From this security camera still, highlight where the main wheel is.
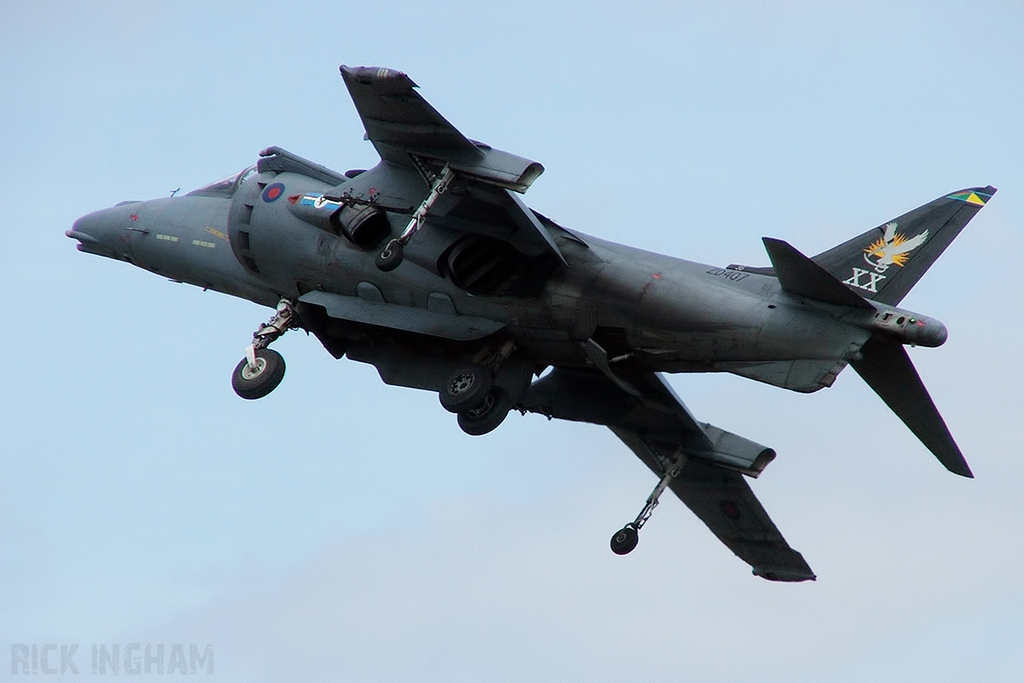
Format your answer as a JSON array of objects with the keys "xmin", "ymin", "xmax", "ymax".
[
  {"xmin": 232, "ymin": 348, "xmax": 286, "ymax": 400},
  {"xmin": 610, "ymin": 524, "xmax": 639, "ymax": 555},
  {"xmin": 439, "ymin": 365, "xmax": 493, "ymax": 413},
  {"xmin": 456, "ymin": 387, "xmax": 511, "ymax": 436},
  {"xmin": 376, "ymin": 241, "xmax": 404, "ymax": 272}
]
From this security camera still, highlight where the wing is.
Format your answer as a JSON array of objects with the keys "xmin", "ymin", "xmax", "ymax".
[
  {"xmin": 519, "ymin": 367, "xmax": 816, "ymax": 582},
  {"xmin": 338, "ymin": 66, "xmax": 565, "ymax": 287},
  {"xmin": 341, "ymin": 66, "xmax": 544, "ymax": 192}
]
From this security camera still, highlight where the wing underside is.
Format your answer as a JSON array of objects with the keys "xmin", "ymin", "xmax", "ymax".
[{"xmin": 519, "ymin": 367, "xmax": 815, "ymax": 581}]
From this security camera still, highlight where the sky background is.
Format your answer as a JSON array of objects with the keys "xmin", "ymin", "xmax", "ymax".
[{"xmin": 2, "ymin": 1, "xmax": 1023, "ymax": 680}]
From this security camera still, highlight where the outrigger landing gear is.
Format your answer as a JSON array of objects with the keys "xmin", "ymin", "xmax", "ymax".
[
  {"xmin": 610, "ymin": 459, "xmax": 685, "ymax": 555},
  {"xmin": 231, "ymin": 298, "xmax": 297, "ymax": 400},
  {"xmin": 376, "ymin": 163, "xmax": 455, "ymax": 272}
]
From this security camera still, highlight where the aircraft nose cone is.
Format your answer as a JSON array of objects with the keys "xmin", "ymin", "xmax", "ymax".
[{"xmin": 67, "ymin": 202, "xmax": 141, "ymax": 259}]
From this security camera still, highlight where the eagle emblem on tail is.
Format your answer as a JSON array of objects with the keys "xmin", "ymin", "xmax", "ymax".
[{"xmin": 863, "ymin": 222, "xmax": 928, "ymax": 273}]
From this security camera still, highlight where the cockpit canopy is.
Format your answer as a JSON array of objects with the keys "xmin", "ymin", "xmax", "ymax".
[{"xmin": 186, "ymin": 166, "xmax": 257, "ymax": 198}]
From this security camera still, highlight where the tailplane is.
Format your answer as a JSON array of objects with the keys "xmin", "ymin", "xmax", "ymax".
[
  {"xmin": 814, "ymin": 186, "xmax": 996, "ymax": 305},
  {"xmin": 851, "ymin": 337, "xmax": 973, "ymax": 477},
  {"xmin": 754, "ymin": 187, "xmax": 997, "ymax": 477}
]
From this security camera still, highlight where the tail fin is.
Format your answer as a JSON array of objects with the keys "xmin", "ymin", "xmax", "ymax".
[
  {"xmin": 814, "ymin": 186, "xmax": 996, "ymax": 305},
  {"xmin": 851, "ymin": 337, "xmax": 973, "ymax": 478}
]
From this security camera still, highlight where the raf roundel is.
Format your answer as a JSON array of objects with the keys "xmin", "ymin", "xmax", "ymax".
[{"xmin": 262, "ymin": 183, "xmax": 285, "ymax": 203}]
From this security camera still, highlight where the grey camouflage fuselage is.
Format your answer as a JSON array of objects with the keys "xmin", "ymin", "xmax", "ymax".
[{"xmin": 67, "ymin": 66, "xmax": 994, "ymax": 581}]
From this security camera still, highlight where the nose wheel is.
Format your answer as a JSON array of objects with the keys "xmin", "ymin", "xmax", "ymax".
[
  {"xmin": 610, "ymin": 460, "xmax": 684, "ymax": 556},
  {"xmin": 231, "ymin": 298, "xmax": 296, "ymax": 400},
  {"xmin": 232, "ymin": 348, "xmax": 286, "ymax": 399}
]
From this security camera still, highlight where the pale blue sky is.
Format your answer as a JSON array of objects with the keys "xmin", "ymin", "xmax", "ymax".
[{"xmin": 3, "ymin": 1, "xmax": 1023, "ymax": 681}]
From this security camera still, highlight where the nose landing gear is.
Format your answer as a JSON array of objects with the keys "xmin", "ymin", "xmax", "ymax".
[
  {"xmin": 232, "ymin": 348, "xmax": 286, "ymax": 399},
  {"xmin": 610, "ymin": 459, "xmax": 685, "ymax": 555},
  {"xmin": 231, "ymin": 298, "xmax": 297, "ymax": 400}
]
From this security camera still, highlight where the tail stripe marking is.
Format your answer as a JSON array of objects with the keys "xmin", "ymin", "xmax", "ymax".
[{"xmin": 947, "ymin": 191, "xmax": 991, "ymax": 206}]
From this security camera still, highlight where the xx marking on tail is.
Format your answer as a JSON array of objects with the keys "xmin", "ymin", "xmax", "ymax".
[{"xmin": 844, "ymin": 268, "xmax": 886, "ymax": 293}]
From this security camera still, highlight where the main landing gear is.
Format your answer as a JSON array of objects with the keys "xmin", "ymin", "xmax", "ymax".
[
  {"xmin": 231, "ymin": 299, "xmax": 296, "ymax": 400},
  {"xmin": 610, "ymin": 460, "xmax": 684, "ymax": 556},
  {"xmin": 438, "ymin": 361, "xmax": 515, "ymax": 437}
]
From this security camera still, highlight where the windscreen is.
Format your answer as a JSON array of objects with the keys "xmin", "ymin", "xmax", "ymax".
[{"xmin": 186, "ymin": 166, "xmax": 256, "ymax": 198}]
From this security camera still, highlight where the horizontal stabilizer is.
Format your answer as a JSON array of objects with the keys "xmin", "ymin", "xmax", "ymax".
[
  {"xmin": 763, "ymin": 238, "xmax": 874, "ymax": 309},
  {"xmin": 851, "ymin": 337, "xmax": 972, "ymax": 477}
]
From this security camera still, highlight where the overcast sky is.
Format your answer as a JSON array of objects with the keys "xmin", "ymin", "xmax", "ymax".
[{"xmin": 3, "ymin": 1, "xmax": 1023, "ymax": 681}]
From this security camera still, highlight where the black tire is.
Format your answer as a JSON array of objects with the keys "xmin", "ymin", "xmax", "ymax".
[
  {"xmin": 610, "ymin": 524, "xmax": 639, "ymax": 555},
  {"xmin": 232, "ymin": 348, "xmax": 286, "ymax": 400},
  {"xmin": 457, "ymin": 387, "xmax": 511, "ymax": 436},
  {"xmin": 376, "ymin": 241, "xmax": 404, "ymax": 272},
  {"xmin": 439, "ymin": 365, "xmax": 493, "ymax": 413}
]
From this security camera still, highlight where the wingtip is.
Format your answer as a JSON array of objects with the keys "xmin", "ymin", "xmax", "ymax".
[{"xmin": 339, "ymin": 65, "xmax": 412, "ymax": 86}]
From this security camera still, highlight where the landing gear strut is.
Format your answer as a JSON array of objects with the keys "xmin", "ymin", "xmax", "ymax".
[
  {"xmin": 376, "ymin": 163, "xmax": 455, "ymax": 272},
  {"xmin": 610, "ymin": 459, "xmax": 685, "ymax": 555},
  {"xmin": 231, "ymin": 298, "xmax": 296, "ymax": 400}
]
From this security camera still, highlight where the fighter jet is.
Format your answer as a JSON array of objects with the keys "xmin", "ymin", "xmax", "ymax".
[{"xmin": 68, "ymin": 65, "xmax": 996, "ymax": 582}]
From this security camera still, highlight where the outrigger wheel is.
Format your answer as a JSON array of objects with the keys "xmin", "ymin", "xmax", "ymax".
[
  {"xmin": 610, "ymin": 524, "xmax": 640, "ymax": 555},
  {"xmin": 376, "ymin": 240, "xmax": 404, "ymax": 272},
  {"xmin": 608, "ymin": 462, "xmax": 682, "ymax": 556},
  {"xmin": 232, "ymin": 348, "xmax": 286, "ymax": 400}
]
